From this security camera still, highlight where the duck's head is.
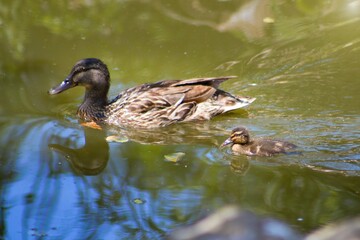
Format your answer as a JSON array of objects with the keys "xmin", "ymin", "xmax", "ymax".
[
  {"xmin": 48, "ymin": 58, "xmax": 110, "ymax": 97},
  {"xmin": 220, "ymin": 127, "xmax": 250, "ymax": 148}
]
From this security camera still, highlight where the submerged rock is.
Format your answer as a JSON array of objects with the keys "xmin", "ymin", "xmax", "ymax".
[
  {"xmin": 168, "ymin": 206, "xmax": 302, "ymax": 240},
  {"xmin": 306, "ymin": 217, "xmax": 360, "ymax": 240},
  {"xmin": 169, "ymin": 206, "xmax": 360, "ymax": 240}
]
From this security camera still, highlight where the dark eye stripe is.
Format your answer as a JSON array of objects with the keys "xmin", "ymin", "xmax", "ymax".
[
  {"xmin": 232, "ymin": 132, "xmax": 244, "ymax": 137},
  {"xmin": 73, "ymin": 67, "xmax": 86, "ymax": 74},
  {"xmin": 74, "ymin": 66, "xmax": 99, "ymax": 75}
]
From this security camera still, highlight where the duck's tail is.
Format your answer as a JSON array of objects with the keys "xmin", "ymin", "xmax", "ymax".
[
  {"xmin": 224, "ymin": 96, "xmax": 256, "ymax": 112},
  {"xmin": 214, "ymin": 90, "xmax": 256, "ymax": 113}
]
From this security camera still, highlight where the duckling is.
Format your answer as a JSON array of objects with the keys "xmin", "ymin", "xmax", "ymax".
[
  {"xmin": 48, "ymin": 58, "xmax": 255, "ymax": 128},
  {"xmin": 221, "ymin": 127, "xmax": 297, "ymax": 156}
]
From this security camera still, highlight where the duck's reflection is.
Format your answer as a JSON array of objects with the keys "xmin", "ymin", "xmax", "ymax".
[
  {"xmin": 48, "ymin": 120, "xmax": 252, "ymax": 176},
  {"xmin": 49, "ymin": 127, "xmax": 109, "ymax": 175},
  {"xmin": 106, "ymin": 121, "xmax": 233, "ymax": 146}
]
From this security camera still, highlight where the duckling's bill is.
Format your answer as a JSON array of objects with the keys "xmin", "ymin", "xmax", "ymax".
[{"xmin": 220, "ymin": 137, "xmax": 232, "ymax": 148}]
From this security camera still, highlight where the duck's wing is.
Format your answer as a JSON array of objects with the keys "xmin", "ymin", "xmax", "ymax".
[
  {"xmin": 124, "ymin": 76, "xmax": 237, "ymax": 112},
  {"xmin": 120, "ymin": 86, "xmax": 211, "ymax": 115},
  {"xmin": 169, "ymin": 76, "xmax": 256, "ymax": 113},
  {"xmin": 149, "ymin": 76, "xmax": 236, "ymax": 88},
  {"xmin": 156, "ymin": 85, "xmax": 216, "ymax": 104},
  {"xmin": 171, "ymin": 76, "xmax": 237, "ymax": 88},
  {"xmin": 156, "ymin": 76, "xmax": 239, "ymax": 103},
  {"xmin": 108, "ymin": 76, "xmax": 254, "ymax": 127}
]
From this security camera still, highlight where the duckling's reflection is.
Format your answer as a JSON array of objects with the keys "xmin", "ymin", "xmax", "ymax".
[
  {"xmin": 225, "ymin": 155, "xmax": 250, "ymax": 176},
  {"xmin": 49, "ymin": 127, "xmax": 109, "ymax": 175}
]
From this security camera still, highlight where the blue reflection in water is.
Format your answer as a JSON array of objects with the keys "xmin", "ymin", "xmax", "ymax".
[
  {"xmin": 0, "ymin": 117, "xmax": 210, "ymax": 239},
  {"xmin": 0, "ymin": 109, "xmax": 360, "ymax": 239}
]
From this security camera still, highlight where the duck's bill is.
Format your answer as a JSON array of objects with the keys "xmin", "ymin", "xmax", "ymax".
[
  {"xmin": 220, "ymin": 137, "xmax": 232, "ymax": 148},
  {"xmin": 48, "ymin": 78, "xmax": 75, "ymax": 95}
]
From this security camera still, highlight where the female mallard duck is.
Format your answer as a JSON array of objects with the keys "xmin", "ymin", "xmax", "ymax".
[
  {"xmin": 48, "ymin": 58, "xmax": 255, "ymax": 128},
  {"xmin": 221, "ymin": 127, "xmax": 297, "ymax": 156}
]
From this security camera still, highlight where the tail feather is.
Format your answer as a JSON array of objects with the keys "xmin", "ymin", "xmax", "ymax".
[
  {"xmin": 222, "ymin": 96, "xmax": 256, "ymax": 113},
  {"xmin": 213, "ymin": 89, "xmax": 256, "ymax": 113}
]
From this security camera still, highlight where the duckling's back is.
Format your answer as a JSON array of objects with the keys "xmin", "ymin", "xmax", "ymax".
[{"xmin": 247, "ymin": 139, "xmax": 297, "ymax": 156}]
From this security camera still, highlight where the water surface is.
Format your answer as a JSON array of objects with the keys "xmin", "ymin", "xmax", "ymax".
[{"xmin": 1, "ymin": 1, "xmax": 360, "ymax": 239}]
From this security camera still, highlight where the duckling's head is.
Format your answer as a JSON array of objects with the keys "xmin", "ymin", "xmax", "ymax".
[
  {"xmin": 48, "ymin": 58, "xmax": 110, "ymax": 97},
  {"xmin": 220, "ymin": 127, "xmax": 250, "ymax": 148}
]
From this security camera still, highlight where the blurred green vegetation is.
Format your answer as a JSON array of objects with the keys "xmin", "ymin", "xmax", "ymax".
[{"xmin": 1, "ymin": 0, "xmax": 358, "ymax": 62}]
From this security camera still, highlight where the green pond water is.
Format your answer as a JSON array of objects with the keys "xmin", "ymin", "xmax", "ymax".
[{"xmin": 1, "ymin": 1, "xmax": 360, "ymax": 239}]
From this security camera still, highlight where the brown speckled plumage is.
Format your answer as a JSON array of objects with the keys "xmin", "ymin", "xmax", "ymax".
[
  {"xmin": 221, "ymin": 127, "xmax": 297, "ymax": 156},
  {"xmin": 49, "ymin": 58, "xmax": 256, "ymax": 128}
]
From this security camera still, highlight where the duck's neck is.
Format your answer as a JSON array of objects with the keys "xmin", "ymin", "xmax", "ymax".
[{"xmin": 77, "ymin": 88, "xmax": 109, "ymax": 122}]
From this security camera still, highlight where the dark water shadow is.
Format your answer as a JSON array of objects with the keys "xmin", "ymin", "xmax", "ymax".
[{"xmin": 49, "ymin": 127, "xmax": 109, "ymax": 176}]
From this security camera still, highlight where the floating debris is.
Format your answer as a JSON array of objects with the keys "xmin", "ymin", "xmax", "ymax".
[
  {"xmin": 164, "ymin": 152, "xmax": 186, "ymax": 163},
  {"xmin": 80, "ymin": 121, "xmax": 102, "ymax": 130},
  {"xmin": 263, "ymin": 17, "xmax": 275, "ymax": 23},
  {"xmin": 133, "ymin": 198, "xmax": 146, "ymax": 204},
  {"xmin": 106, "ymin": 135, "xmax": 129, "ymax": 143}
]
